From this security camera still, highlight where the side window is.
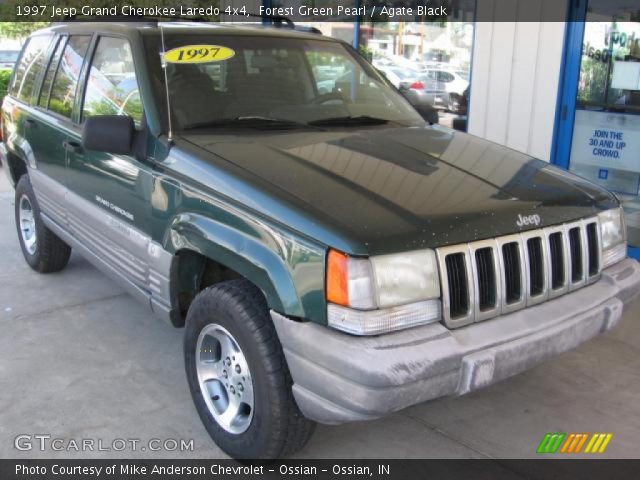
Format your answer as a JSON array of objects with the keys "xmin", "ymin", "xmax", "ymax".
[
  {"xmin": 49, "ymin": 36, "xmax": 91, "ymax": 119},
  {"xmin": 82, "ymin": 37, "xmax": 142, "ymax": 124},
  {"xmin": 439, "ymin": 71, "xmax": 455, "ymax": 83},
  {"xmin": 38, "ymin": 37, "xmax": 66, "ymax": 108},
  {"xmin": 10, "ymin": 35, "xmax": 53, "ymax": 104}
]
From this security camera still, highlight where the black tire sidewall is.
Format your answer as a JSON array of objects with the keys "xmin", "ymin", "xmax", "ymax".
[
  {"xmin": 15, "ymin": 176, "xmax": 43, "ymax": 269},
  {"xmin": 184, "ymin": 285, "xmax": 287, "ymax": 459}
]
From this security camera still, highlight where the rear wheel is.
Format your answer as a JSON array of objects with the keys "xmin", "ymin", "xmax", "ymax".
[
  {"xmin": 184, "ymin": 279, "xmax": 315, "ymax": 459},
  {"xmin": 15, "ymin": 176, "xmax": 71, "ymax": 273}
]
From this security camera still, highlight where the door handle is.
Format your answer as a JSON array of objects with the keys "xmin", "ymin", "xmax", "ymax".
[
  {"xmin": 24, "ymin": 119, "xmax": 37, "ymax": 129},
  {"xmin": 62, "ymin": 140, "xmax": 83, "ymax": 153}
]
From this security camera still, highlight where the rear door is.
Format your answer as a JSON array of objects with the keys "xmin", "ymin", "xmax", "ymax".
[
  {"xmin": 26, "ymin": 34, "xmax": 92, "ymax": 226},
  {"xmin": 4, "ymin": 34, "xmax": 55, "ymax": 179}
]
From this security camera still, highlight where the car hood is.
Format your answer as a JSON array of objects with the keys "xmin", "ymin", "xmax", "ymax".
[{"xmin": 178, "ymin": 125, "xmax": 616, "ymax": 256}]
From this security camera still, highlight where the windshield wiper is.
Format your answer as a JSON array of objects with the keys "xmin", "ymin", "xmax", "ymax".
[
  {"xmin": 182, "ymin": 116, "xmax": 316, "ymax": 131},
  {"xmin": 307, "ymin": 115, "xmax": 402, "ymax": 127}
]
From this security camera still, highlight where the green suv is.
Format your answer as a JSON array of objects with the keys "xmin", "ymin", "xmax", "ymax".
[{"xmin": 2, "ymin": 22, "xmax": 639, "ymax": 459}]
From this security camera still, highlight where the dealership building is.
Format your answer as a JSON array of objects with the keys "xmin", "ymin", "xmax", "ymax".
[{"xmin": 242, "ymin": 0, "xmax": 640, "ymax": 259}]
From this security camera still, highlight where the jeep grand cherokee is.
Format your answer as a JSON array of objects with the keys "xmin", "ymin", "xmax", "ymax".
[{"xmin": 1, "ymin": 21, "xmax": 639, "ymax": 459}]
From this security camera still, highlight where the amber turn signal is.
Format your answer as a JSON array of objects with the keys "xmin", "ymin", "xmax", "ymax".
[{"xmin": 326, "ymin": 249, "xmax": 349, "ymax": 306}]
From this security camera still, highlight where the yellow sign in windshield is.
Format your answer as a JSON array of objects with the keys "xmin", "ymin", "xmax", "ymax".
[{"xmin": 164, "ymin": 45, "xmax": 235, "ymax": 64}]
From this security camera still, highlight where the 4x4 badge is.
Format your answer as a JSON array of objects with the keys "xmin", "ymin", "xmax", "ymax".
[{"xmin": 516, "ymin": 213, "xmax": 541, "ymax": 227}]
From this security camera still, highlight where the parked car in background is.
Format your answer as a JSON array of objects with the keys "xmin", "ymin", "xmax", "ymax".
[
  {"xmin": 0, "ymin": 50, "xmax": 20, "ymax": 70},
  {"xmin": 376, "ymin": 65, "xmax": 424, "ymax": 90},
  {"xmin": 421, "ymin": 68, "xmax": 469, "ymax": 111},
  {"xmin": 376, "ymin": 65, "xmax": 438, "ymax": 124}
]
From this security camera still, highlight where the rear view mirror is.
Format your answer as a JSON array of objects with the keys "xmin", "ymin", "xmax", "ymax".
[{"xmin": 82, "ymin": 115, "xmax": 134, "ymax": 156}]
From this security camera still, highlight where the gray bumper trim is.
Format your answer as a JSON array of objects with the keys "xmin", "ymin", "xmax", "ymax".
[{"xmin": 272, "ymin": 258, "xmax": 640, "ymax": 425}]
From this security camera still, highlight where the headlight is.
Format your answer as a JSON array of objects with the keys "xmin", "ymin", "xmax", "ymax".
[
  {"xmin": 598, "ymin": 207, "xmax": 627, "ymax": 268},
  {"xmin": 326, "ymin": 248, "xmax": 441, "ymax": 335},
  {"xmin": 370, "ymin": 250, "xmax": 440, "ymax": 308}
]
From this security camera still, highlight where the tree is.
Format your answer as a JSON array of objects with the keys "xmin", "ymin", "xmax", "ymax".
[{"xmin": 0, "ymin": 23, "xmax": 49, "ymax": 44}]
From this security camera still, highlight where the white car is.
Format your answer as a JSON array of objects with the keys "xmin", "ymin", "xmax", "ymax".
[
  {"xmin": 423, "ymin": 68, "xmax": 469, "ymax": 96},
  {"xmin": 376, "ymin": 66, "xmax": 424, "ymax": 90},
  {"xmin": 421, "ymin": 69, "xmax": 469, "ymax": 111}
]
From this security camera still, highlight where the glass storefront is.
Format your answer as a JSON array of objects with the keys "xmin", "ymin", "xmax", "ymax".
[{"xmin": 566, "ymin": 2, "xmax": 640, "ymax": 250}]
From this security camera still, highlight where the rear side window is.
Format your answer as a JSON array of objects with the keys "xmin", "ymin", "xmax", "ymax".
[
  {"xmin": 82, "ymin": 37, "xmax": 142, "ymax": 124},
  {"xmin": 39, "ymin": 37, "xmax": 66, "ymax": 108},
  {"xmin": 10, "ymin": 35, "xmax": 53, "ymax": 104},
  {"xmin": 48, "ymin": 35, "xmax": 91, "ymax": 119}
]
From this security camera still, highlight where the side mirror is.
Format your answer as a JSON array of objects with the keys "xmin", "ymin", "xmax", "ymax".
[{"xmin": 82, "ymin": 115, "xmax": 134, "ymax": 156}]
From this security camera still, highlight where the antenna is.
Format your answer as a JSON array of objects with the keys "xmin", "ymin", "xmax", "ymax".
[{"xmin": 159, "ymin": 25, "xmax": 174, "ymax": 143}]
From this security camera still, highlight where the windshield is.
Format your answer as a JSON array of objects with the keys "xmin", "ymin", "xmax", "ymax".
[{"xmin": 147, "ymin": 32, "xmax": 424, "ymax": 131}]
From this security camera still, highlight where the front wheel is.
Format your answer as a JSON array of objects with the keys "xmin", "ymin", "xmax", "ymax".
[{"xmin": 184, "ymin": 279, "xmax": 315, "ymax": 459}]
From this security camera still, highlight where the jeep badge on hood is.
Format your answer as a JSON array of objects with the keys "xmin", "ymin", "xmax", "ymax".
[{"xmin": 516, "ymin": 213, "xmax": 541, "ymax": 227}]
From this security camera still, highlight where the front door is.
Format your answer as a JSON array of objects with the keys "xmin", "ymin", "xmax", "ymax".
[
  {"xmin": 65, "ymin": 35, "xmax": 155, "ymax": 296},
  {"xmin": 557, "ymin": 2, "xmax": 640, "ymax": 259}
]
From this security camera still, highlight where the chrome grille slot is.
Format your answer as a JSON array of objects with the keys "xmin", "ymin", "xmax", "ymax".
[
  {"xmin": 437, "ymin": 216, "xmax": 601, "ymax": 329},
  {"xmin": 527, "ymin": 238, "xmax": 545, "ymax": 296},
  {"xmin": 548, "ymin": 233, "xmax": 565, "ymax": 289},
  {"xmin": 545, "ymin": 224, "xmax": 570, "ymax": 299},
  {"xmin": 496, "ymin": 234, "xmax": 526, "ymax": 315},
  {"xmin": 502, "ymin": 243, "xmax": 522, "ymax": 303},
  {"xmin": 586, "ymin": 221, "xmax": 600, "ymax": 277},
  {"xmin": 521, "ymin": 230, "xmax": 548, "ymax": 306},
  {"xmin": 436, "ymin": 245, "xmax": 475, "ymax": 328},
  {"xmin": 476, "ymin": 248, "xmax": 496, "ymax": 310},
  {"xmin": 445, "ymin": 253, "xmax": 469, "ymax": 319},
  {"xmin": 568, "ymin": 226, "xmax": 584, "ymax": 285},
  {"xmin": 469, "ymin": 240, "xmax": 501, "ymax": 322}
]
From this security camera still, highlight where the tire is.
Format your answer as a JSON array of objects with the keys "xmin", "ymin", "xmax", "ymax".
[
  {"xmin": 14, "ymin": 175, "xmax": 71, "ymax": 273},
  {"xmin": 448, "ymin": 93, "xmax": 459, "ymax": 113},
  {"xmin": 184, "ymin": 279, "xmax": 316, "ymax": 459}
]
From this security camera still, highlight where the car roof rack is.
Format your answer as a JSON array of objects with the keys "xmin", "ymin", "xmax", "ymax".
[
  {"xmin": 61, "ymin": 14, "xmax": 209, "ymax": 23},
  {"xmin": 60, "ymin": 12, "xmax": 322, "ymax": 34},
  {"xmin": 246, "ymin": 14, "xmax": 322, "ymax": 34}
]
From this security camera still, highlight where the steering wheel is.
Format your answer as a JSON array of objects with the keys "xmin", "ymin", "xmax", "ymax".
[{"xmin": 310, "ymin": 92, "xmax": 351, "ymax": 105}]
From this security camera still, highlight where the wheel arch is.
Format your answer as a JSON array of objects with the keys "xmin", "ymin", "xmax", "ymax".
[
  {"xmin": 3, "ymin": 149, "xmax": 28, "ymax": 187},
  {"xmin": 165, "ymin": 213, "xmax": 323, "ymax": 327}
]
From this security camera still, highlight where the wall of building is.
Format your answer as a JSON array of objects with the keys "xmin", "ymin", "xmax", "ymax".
[{"xmin": 468, "ymin": 0, "xmax": 568, "ymax": 162}]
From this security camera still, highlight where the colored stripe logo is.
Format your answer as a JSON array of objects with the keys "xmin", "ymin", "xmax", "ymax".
[{"xmin": 537, "ymin": 433, "xmax": 613, "ymax": 454}]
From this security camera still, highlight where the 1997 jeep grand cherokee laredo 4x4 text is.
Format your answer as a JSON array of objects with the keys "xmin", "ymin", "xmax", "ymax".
[{"xmin": 2, "ymin": 22, "xmax": 639, "ymax": 459}]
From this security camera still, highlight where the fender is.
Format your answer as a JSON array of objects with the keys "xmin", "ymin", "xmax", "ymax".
[{"xmin": 164, "ymin": 212, "xmax": 327, "ymax": 324}]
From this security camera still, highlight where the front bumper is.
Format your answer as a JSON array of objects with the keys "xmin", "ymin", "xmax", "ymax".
[{"xmin": 272, "ymin": 258, "xmax": 640, "ymax": 425}]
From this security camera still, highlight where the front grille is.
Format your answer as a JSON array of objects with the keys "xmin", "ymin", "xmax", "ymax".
[{"xmin": 437, "ymin": 218, "xmax": 602, "ymax": 328}]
